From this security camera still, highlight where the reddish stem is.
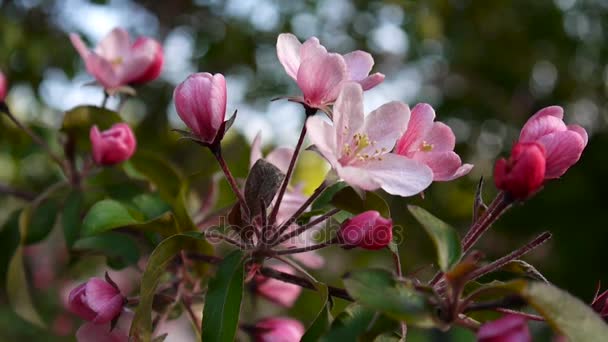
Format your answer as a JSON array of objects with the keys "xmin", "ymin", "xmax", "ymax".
[
  {"xmin": 211, "ymin": 146, "xmax": 248, "ymax": 217},
  {"xmin": 272, "ymin": 208, "xmax": 340, "ymax": 246}
]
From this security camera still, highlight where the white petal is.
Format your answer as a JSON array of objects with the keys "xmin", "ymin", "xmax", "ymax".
[
  {"xmin": 333, "ymin": 82, "xmax": 365, "ymax": 156},
  {"xmin": 277, "ymin": 33, "xmax": 302, "ymax": 80},
  {"xmin": 362, "ymin": 153, "xmax": 433, "ymax": 197},
  {"xmin": 362, "ymin": 101, "xmax": 410, "ymax": 154}
]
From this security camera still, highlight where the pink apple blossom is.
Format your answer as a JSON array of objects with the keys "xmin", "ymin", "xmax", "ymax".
[
  {"xmin": 174, "ymin": 72, "xmax": 227, "ymax": 144},
  {"xmin": 254, "ymin": 317, "xmax": 305, "ymax": 342},
  {"xmin": 277, "ymin": 33, "xmax": 384, "ymax": 109},
  {"xmin": 0, "ymin": 70, "xmax": 7, "ymax": 101},
  {"xmin": 477, "ymin": 314, "xmax": 531, "ymax": 342},
  {"xmin": 68, "ymin": 277, "xmax": 124, "ymax": 324},
  {"xmin": 494, "ymin": 142, "xmax": 546, "ymax": 200},
  {"xmin": 90, "ymin": 123, "xmax": 137, "ymax": 166},
  {"xmin": 70, "ymin": 28, "xmax": 163, "ymax": 91},
  {"xmin": 254, "ymin": 264, "xmax": 302, "ymax": 307},
  {"xmin": 395, "ymin": 103, "xmax": 473, "ymax": 181},
  {"xmin": 338, "ymin": 210, "xmax": 393, "ymax": 250},
  {"xmin": 518, "ymin": 106, "xmax": 587, "ymax": 179},
  {"xmin": 307, "ymin": 82, "xmax": 433, "ymax": 197}
]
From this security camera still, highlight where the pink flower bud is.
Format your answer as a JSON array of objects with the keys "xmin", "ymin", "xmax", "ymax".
[
  {"xmin": 254, "ymin": 265, "xmax": 302, "ymax": 308},
  {"xmin": 129, "ymin": 37, "xmax": 164, "ymax": 84},
  {"xmin": 174, "ymin": 72, "xmax": 227, "ymax": 144},
  {"xmin": 494, "ymin": 142, "xmax": 546, "ymax": 200},
  {"xmin": 338, "ymin": 210, "xmax": 393, "ymax": 250},
  {"xmin": 90, "ymin": 123, "xmax": 136, "ymax": 166},
  {"xmin": 70, "ymin": 28, "xmax": 163, "ymax": 90},
  {"xmin": 254, "ymin": 317, "xmax": 305, "ymax": 342},
  {"xmin": 68, "ymin": 277, "xmax": 124, "ymax": 324},
  {"xmin": 0, "ymin": 71, "xmax": 7, "ymax": 101},
  {"xmin": 519, "ymin": 106, "xmax": 587, "ymax": 179},
  {"xmin": 477, "ymin": 315, "xmax": 531, "ymax": 342}
]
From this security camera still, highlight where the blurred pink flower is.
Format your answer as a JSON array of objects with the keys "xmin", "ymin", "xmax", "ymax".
[
  {"xmin": 307, "ymin": 82, "xmax": 433, "ymax": 197},
  {"xmin": 90, "ymin": 123, "xmax": 137, "ymax": 166},
  {"xmin": 277, "ymin": 33, "xmax": 384, "ymax": 109},
  {"xmin": 70, "ymin": 28, "xmax": 163, "ymax": 91},
  {"xmin": 0, "ymin": 70, "xmax": 7, "ymax": 101},
  {"xmin": 518, "ymin": 106, "xmax": 587, "ymax": 179},
  {"xmin": 75, "ymin": 311, "xmax": 133, "ymax": 342},
  {"xmin": 477, "ymin": 314, "xmax": 531, "ymax": 342},
  {"xmin": 68, "ymin": 277, "xmax": 124, "ymax": 324},
  {"xmin": 254, "ymin": 317, "xmax": 305, "ymax": 342},
  {"xmin": 494, "ymin": 142, "xmax": 546, "ymax": 200},
  {"xmin": 174, "ymin": 72, "xmax": 227, "ymax": 144},
  {"xmin": 395, "ymin": 103, "xmax": 473, "ymax": 181},
  {"xmin": 338, "ymin": 210, "xmax": 392, "ymax": 250},
  {"xmin": 254, "ymin": 264, "xmax": 302, "ymax": 307}
]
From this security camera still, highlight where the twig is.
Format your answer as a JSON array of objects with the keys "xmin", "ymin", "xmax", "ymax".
[
  {"xmin": 272, "ymin": 208, "xmax": 340, "ymax": 246},
  {"xmin": 210, "ymin": 146, "xmax": 249, "ymax": 218},
  {"xmin": 0, "ymin": 183, "xmax": 36, "ymax": 201},
  {"xmin": 274, "ymin": 237, "xmax": 338, "ymax": 255}
]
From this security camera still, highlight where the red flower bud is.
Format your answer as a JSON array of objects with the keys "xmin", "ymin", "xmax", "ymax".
[
  {"xmin": 254, "ymin": 317, "xmax": 304, "ymax": 342},
  {"xmin": 68, "ymin": 277, "xmax": 124, "ymax": 324},
  {"xmin": 338, "ymin": 210, "xmax": 393, "ymax": 250},
  {"xmin": 90, "ymin": 123, "xmax": 137, "ymax": 166},
  {"xmin": 477, "ymin": 314, "xmax": 531, "ymax": 342},
  {"xmin": 494, "ymin": 142, "xmax": 546, "ymax": 200}
]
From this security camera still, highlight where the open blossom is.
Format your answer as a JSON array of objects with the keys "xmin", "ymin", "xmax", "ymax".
[
  {"xmin": 70, "ymin": 28, "xmax": 163, "ymax": 90},
  {"xmin": 494, "ymin": 142, "xmax": 546, "ymax": 200},
  {"xmin": 395, "ymin": 103, "xmax": 473, "ymax": 181},
  {"xmin": 68, "ymin": 277, "xmax": 124, "ymax": 324},
  {"xmin": 0, "ymin": 70, "xmax": 7, "ymax": 101},
  {"xmin": 90, "ymin": 123, "xmax": 137, "ymax": 165},
  {"xmin": 277, "ymin": 33, "xmax": 384, "ymax": 109},
  {"xmin": 250, "ymin": 133, "xmax": 325, "ymax": 269},
  {"xmin": 174, "ymin": 72, "xmax": 227, "ymax": 145},
  {"xmin": 518, "ymin": 106, "xmax": 587, "ymax": 179},
  {"xmin": 477, "ymin": 315, "xmax": 531, "ymax": 342},
  {"xmin": 307, "ymin": 82, "xmax": 433, "ymax": 197},
  {"xmin": 254, "ymin": 317, "xmax": 305, "ymax": 342},
  {"xmin": 338, "ymin": 210, "xmax": 393, "ymax": 250},
  {"xmin": 254, "ymin": 264, "xmax": 302, "ymax": 307}
]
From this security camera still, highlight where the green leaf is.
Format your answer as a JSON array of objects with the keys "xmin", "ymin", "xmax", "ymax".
[
  {"xmin": 130, "ymin": 234, "xmax": 212, "ymax": 341},
  {"xmin": 24, "ymin": 198, "xmax": 59, "ymax": 244},
  {"xmin": 0, "ymin": 210, "xmax": 21, "ymax": 285},
  {"xmin": 131, "ymin": 193, "xmax": 171, "ymax": 220},
  {"xmin": 332, "ymin": 187, "xmax": 390, "ymax": 218},
  {"xmin": 311, "ymin": 182, "xmax": 347, "ymax": 211},
  {"xmin": 73, "ymin": 232, "xmax": 140, "ymax": 269},
  {"xmin": 61, "ymin": 105, "xmax": 122, "ymax": 149},
  {"xmin": 82, "ymin": 200, "xmax": 139, "ymax": 235},
  {"xmin": 321, "ymin": 304, "xmax": 376, "ymax": 341},
  {"xmin": 244, "ymin": 159, "xmax": 285, "ymax": 217},
  {"xmin": 520, "ymin": 282, "xmax": 608, "ymax": 340},
  {"xmin": 343, "ymin": 268, "xmax": 436, "ymax": 327},
  {"xmin": 408, "ymin": 205, "xmax": 461, "ymax": 272},
  {"xmin": 301, "ymin": 283, "xmax": 331, "ymax": 342},
  {"xmin": 201, "ymin": 250, "xmax": 245, "ymax": 342},
  {"xmin": 62, "ymin": 190, "xmax": 84, "ymax": 248},
  {"xmin": 500, "ymin": 260, "xmax": 548, "ymax": 282},
  {"xmin": 128, "ymin": 152, "xmax": 183, "ymax": 202}
]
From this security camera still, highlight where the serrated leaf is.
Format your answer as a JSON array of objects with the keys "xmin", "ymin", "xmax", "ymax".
[
  {"xmin": 521, "ymin": 282, "xmax": 608, "ymax": 340},
  {"xmin": 130, "ymin": 234, "xmax": 212, "ymax": 341},
  {"xmin": 201, "ymin": 250, "xmax": 245, "ymax": 342},
  {"xmin": 245, "ymin": 159, "xmax": 285, "ymax": 217},
  {"xmin": 408, "ymin": 205, "xmax": 461, "ymax": 272},
  {"xmin": 332, "ymin": 187, "xmax": 390, "ymax": 218},
  {"xmin": 343, "ymin": 268, "xmax": 436, "ymax": 327}
]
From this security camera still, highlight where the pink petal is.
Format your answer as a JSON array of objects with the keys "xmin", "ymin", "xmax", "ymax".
[
  {"xmin": 413, "ymin": 151, "xmax": 470, "ymax": 181},
  {"xmin": 362, "ymin": 101, "xmax": 410, "ymax": 154},
  {"xmin": 299, "ymin": 37, "xmax": 327, "ymax": 63},
  {"xmin": 343, "ymin": 50, "xmax": 374, "ymax": 81},
  {"xmin": 129, "ymin": 37, "xmax": 164, "ymax": 84},
  {"xmin": 333, "ymin": 82, "xmax": 365, "ymax": 155},
  {"xmin": 337, "ymin": 165, "xmax": 381, "ymax": 191},
  {"xmin": 424, "ymin": 122, "xmax": 456, "ymax": 152},
  {"xmin": 266, "ymin": 147, "xmax": 295, "ymax": 174},
  {"xmin": 250, "ymin": 132, "xmax": 263, "ymax": 169},
  {"xmin": 568, "ymin": 124, "xmax": 588, "ymax": 147},
  {"xmin": 85, "ymin": 278, "xmax": 121, "ymax": 313},
  {"xmin": 70, "ymin": 34, "xmax": 93, "ymax": 71},
  {"xmin": 296, "ymin": 52, "xmax": 347, "ymax": 107},
  {"xmin": 538, "ymin": 130, "xmax": 586, "ymax": 179},
  {"xmin": 95, "ymin": 28, "xmax": 131, "ymax": 61},
  {"xmin": 276, "ymin": 33, "xmax": 302, "ymax": 80},
  {"xmin": 87, "ymin": 53, "xmax": 122, "ymax": 89},
  {"xmin": 395, "ymin": 103, "xmax": 435, "ymax": 155},
  {"xmin": 358, "ymin": 73, "xmax": 385, "ymax": 90},
  {"xmin": 92, "ymin": 295, "xmax": 124, "ymax": 324},
  {"xmin": 359, "ymin": 153, "xmax": 433, "ymax": 197},
  {"xmin": 519, "ymin": 106, "xmax": 566, "ymax": 143},
  {"xmin": 68, "ymin": 283, "xmax": 97, "ymax": 321},
  {"xmin": 121, "ymin": 38, "xmax": 160, "ymax": 84},
  {"xmin": 291, "ymin": 251, "xmax": 325, "ymax": 269},
  {"xmin": 256, "ymin": 265, "xmax": 302, "ymax": 307},
  {"xmin": 76, "ymin": 323, "xmax": 129, "ymax": 342},
  {"xmin": 306, "ymin": 116, "xmax": 339, "ymax": 166}
]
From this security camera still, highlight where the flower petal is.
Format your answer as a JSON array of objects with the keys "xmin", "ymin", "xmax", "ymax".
[
  {"xmin": 361, "ymin": 153, "xmax": 433, "ymax": 197},
  {"xmin": 306, "ymin": 115, "xmax": 339, "ymax": 166},
  {"xmin": 413, "ymin": 151, "xmax": 471, "ymax": 181},
  {"xmin": 567, "ymin": 124, "xmax": 589, "ymax": 147},
  {"xmin": 538, "ymin": 130, "xmax": 586, "ymax": 179},
  {"xmin": 337, "ymin": 165, "xmax": 381, "ymax": 191},
  {"xmin": 299, "ymin": 37, "xmax": 327, "ymax": 63},
  {"xmin": 95, "ymin": 28, "xmax": 131, "ymax": 61},
  {"xmin": 343, "ymin": 50, "xmax": 374, "ymax": 81},
  {"xmin": 296, "ymin": 52, "xmax": 347, "ymax": 107},
  {"xmin": 333, "ymin": 82, "xmax": 365, "ymax": 156},
  {"xmin": 395, "ymin": 103, "xmax": 435, "ymax": 155},
  {"xmin": 277, "ymin": 33, "xmax": 302, "ymax": 80},
  {"xmin": 86, "ymin": 53, "xmax": 122, "ymax": 89},
  {"xmin": 519, "ymin": 106, "xmax": 566, "ymax": 143},
  {"xmin": 358, "ymin": 73, "xmax": 385, "ymax": 90},
  {"xmin": 250, "ymin": 132, "xmax": 263, "ymax": 169},
  {"xmin": 266, "ymin": 147, "xmax": 294, "ymax": 174},
  {"xmin": 85, "ymin": 278, "xmax": 120, "ymax": 312},
  {"xmin": 92, "ymin": 295, "xmax": 124, "ymax": 324},
  {"xmin": 76, "ymin": 323, "xmax": 129, "ymax": 342},
  {"xmin": 362, "ymin": 101, "xmax": 410, "ymax": 154},
  {"xmin": 291, "ymin": 251, "xmax": 325, "ymax": 269},
  {"xmin": 424, "ymin": 121, "xmax": 456, "ymax": 152}
]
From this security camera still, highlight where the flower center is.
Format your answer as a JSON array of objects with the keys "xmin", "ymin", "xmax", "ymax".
[
  {"xmin": 111, "ymin": 57, "xmax": 124, "ymax": 66},
  {"xmin": 341, "ymin": 133, "xmax": 387, "ymax": 164},
  {"xmin": 420, "ymin": 141, "xmax": 434, "ymax": 152}
]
